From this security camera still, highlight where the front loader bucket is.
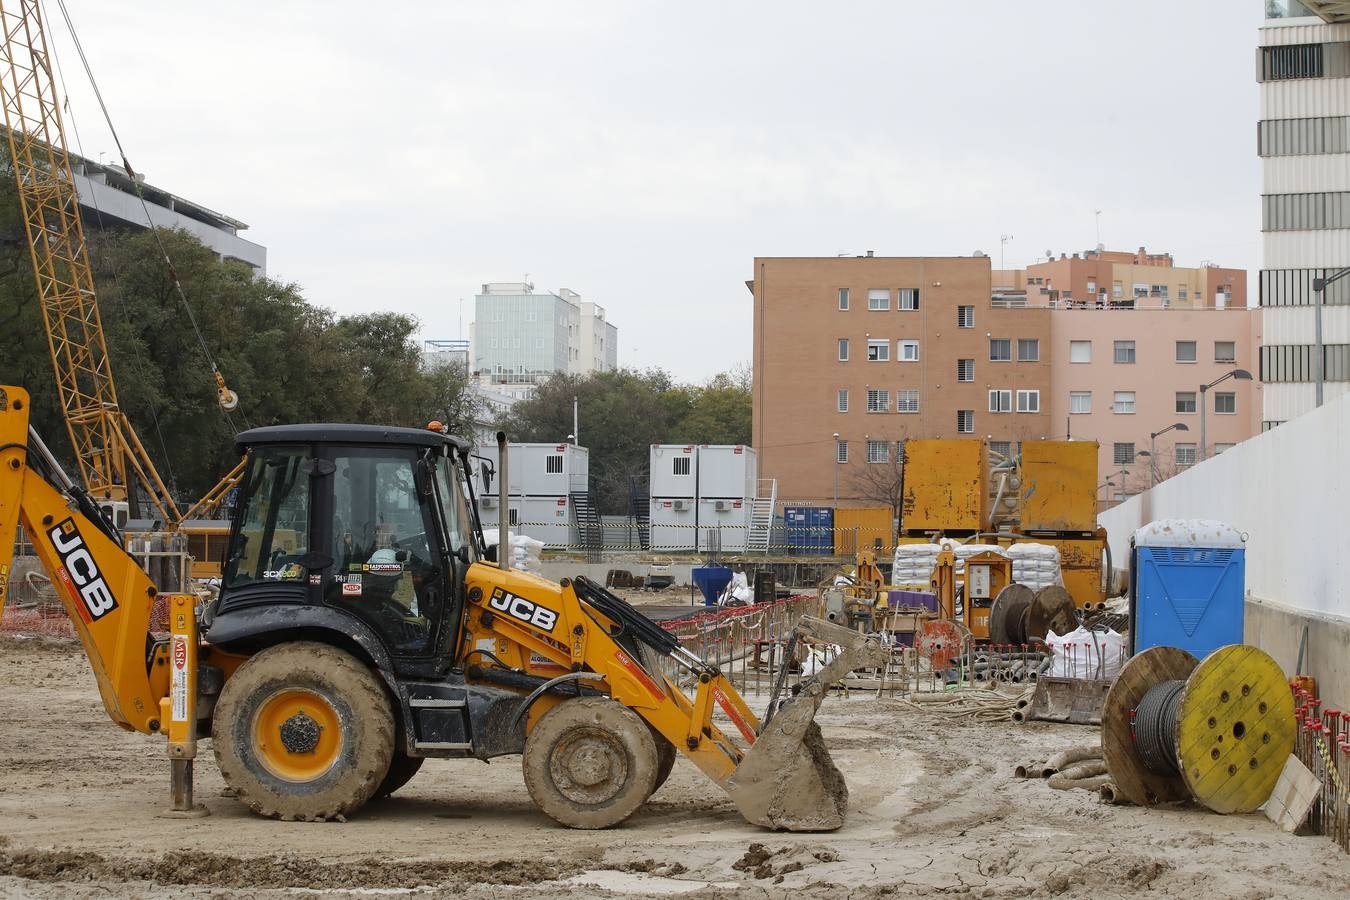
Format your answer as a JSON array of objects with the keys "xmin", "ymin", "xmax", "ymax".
[{"xmin": 723, "ymin": 616, "xmax": 888, "ymax": 831}]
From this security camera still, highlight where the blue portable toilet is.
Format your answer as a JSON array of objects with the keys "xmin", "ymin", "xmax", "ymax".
[{"xmin": 1130, "ymin": 519, "xmax": 1246, "ymax": 659}]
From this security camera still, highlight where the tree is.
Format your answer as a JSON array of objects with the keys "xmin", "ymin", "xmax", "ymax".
[
  {"xmin": 670, "ymin": 368, "xmax": 751, "ymax": 446},
  {"xmin": 845, "ymin": 455, "xmax": 905, "ymax": 524}
]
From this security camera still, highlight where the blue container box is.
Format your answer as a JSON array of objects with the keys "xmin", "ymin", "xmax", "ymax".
[
  {"xmin": 1131, "ymin": 520, "xmax": 1246, "ymax": 659},
  {"xmin": 784, "ymin": 506, "xmax": 834, "ymax": 555}
]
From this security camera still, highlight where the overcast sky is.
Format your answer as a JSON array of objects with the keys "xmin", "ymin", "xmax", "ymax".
[{"xmin": 52, "ymin": 1, "xmax": 1261, "ymax": 383}]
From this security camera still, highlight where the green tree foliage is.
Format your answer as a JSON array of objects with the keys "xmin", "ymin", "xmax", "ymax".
[
  {"xmin": 0, "ymin": 178, "xmax": 478, "ymax": 508},
  {"xmin": 498, "ymin": 366, "xmax": 752, "ymax": 514}
]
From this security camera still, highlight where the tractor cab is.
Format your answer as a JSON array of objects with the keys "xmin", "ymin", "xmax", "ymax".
[{"xmin": 206, "ymin": 425, "xmax": 482, "ymax": 676}]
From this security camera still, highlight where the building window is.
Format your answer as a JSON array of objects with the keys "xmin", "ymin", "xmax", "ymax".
[
  {"xmin": 1113, "ymin": 442, "xmax": 1135, "ymax": 466},
  {"xmin": 837, "ymin": 389, "xmax": 849, "ymax": 413},
  {"xmin": 1260, "ymin": 343, "xmax": 1350, "ymax": 382},
  {"xmin": 1017, "ymin": 339, "xmax": 1040, "ymax": 362},
  {"xmin": 867, "ymin": 440, "xmax": 889, "ymax": 464},
  {"xmin": 867, "ymin": 339, "xmax": 890, "ymax": 361},
  {"xmin": 1113, "ymin": 391, "xmax": 1136, "ymax": 414},
  {"xmin": 1215, "ymin": 341, "xmax": 1236, "ymax": 362},
  {"xmin": 988, "ymin": 389, "xmax": 1012, "ymax": 413},
  {"xmin": 1259, "ymin": 43, "xmax": 1324, "ymax": 81},
  {"xmin": 1070, "ymin": 340, "xmax": 1091, "ymax": 363},
  {"xmin": 896, "ymin": 389, "xmax": 920, "ymax": 413},
  {"xmin": 958, "ymin": 306, "xmax": 974, "ymax": 328},
  {"xmin": 866, "ymin": 388, "xmax": 890, "ymax": 412},
  {"xmin": 838, "ymin": 339, "xmax": 849, "ymax": 361},
  {"xmin": 1070, "ymin": 391, "xmax": 1091, "ymax": 414},
  {"xmin": 898, "ymin": 340, "xmax": 920, "ymax": 361},
  {"xmin": 1176, "ymin": 443, "xmax": 1197, "ymax": 468},
  {"xmin": 673, "ymin": 457, "xmax": 691, "ymax": 476},
  {"xmin": 1263, "ymin": 191, "xmax": 1350, "ymax": 231},
  {"xmin": 868, "ymin": 288, "xmax": 890, "ymax": 310},
  {"xmin": 957, "ymin": 410, "xmax": 974, "ymax": 433},
  {"xmin": 898, "ymin": 288, "xmax": 920, "ymax": 310},
  {"xmin": 1259, "ymin": 116, "xmax": 1350, "ymax": 158},
  {"xmin": 1016, "ymin": 389, "xmax": 1040, "ymax": 413},
  {"xmin": 1214, "ymin": 443, "xmax": 1236, "ymax": 454},
  {"xmin": 989, "ymin": 440, "xmax": 1013, "ymax": 458},
  {"xmin": 1114, "ymin": 340, "xmax": 1136, "ymax": 364},
  {"xmin": 1176, "ymin": 340, "xmax": 1197, "ymax": 363},
  {"xmin": 990, "ymin": 339, "xmax": 1012, "ymax": 361},
  {"xmin": 1176, "ymin": 391, "xmax": 1197, "ymax": 414},
  {"xmin": 1214, "ymin": 391, "xmax": 1236, "ymax": 414},
  {"xmin": 957, "ymin": 359, "xmax": 974, "ymax": 382},
  {"xmin": 838, "ymin": 287, "xmax": 850, "ymax": 310},
  {"xmin": 836, "ymin": 439, "xmax": 848, "ymax": 464},
  {"xmin": 1178, "ymin": 285, "xmax": 1188, "ymax": 301},
  {"xmin": 545, "ymin": 454, "xmax": 564, "ymax": 474},
  {"xmin": 1087, "ymin": 279, "xmax": 1097, "ymax": 296},
  {"xmin": 1112, "ymin": 281, "xmax": 1123, "ymax": 298}
]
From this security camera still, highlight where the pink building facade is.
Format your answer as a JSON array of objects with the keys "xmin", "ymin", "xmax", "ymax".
[{"xmin": 1046, "ymin": 308, "xmax": 1261, "ymax": 503}]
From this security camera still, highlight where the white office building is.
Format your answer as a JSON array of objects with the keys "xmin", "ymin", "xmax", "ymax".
[
  {"xmin": 472, "ymin": 283, "xmax": 619, "ymax": 399},
  {"xmin": 1258, "ymin": 1, "xmax": 1350, "ymax": 427}
]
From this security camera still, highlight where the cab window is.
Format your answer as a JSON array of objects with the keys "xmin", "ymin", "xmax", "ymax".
[
  {"xmin": 223, "ymin": 446, "xmax": 311, "ymax": 587},
  {"xmin": 328, "ymin": 447, "xmax": 440, "ymax": 656}
]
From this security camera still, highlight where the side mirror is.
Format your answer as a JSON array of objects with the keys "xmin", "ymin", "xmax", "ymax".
[
  {"xmin": 415, "ymin": 457, "xmax": 435, "ymax": 497},
  {"xmin": 455, "ymin": 545, "xmax": 470, "ymax": 566},
  {"xmin": 480, "ymin": 461, "xmax": 493, "ymax": 493}
]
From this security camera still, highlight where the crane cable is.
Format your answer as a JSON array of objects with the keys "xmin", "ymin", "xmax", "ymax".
[{"xmin": 51, "ymin": 0, "xmax": 249, "ymax": 435}]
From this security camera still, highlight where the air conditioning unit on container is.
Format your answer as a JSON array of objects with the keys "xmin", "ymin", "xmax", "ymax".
[
  {"xmin": 714, "ymin": 500, "xmax": 729, "ymax": 511},
  {"xmin": 673, "ymin": 499, "xmax": 689, "ymax": 511}
]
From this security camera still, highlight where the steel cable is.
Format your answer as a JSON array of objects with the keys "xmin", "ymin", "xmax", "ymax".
[{"xmin": 1134, "ymin": 679, "xmax": 1186, "ymax": 776}]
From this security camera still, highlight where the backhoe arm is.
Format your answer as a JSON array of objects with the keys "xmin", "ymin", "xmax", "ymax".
[{"xmin": 0, "ymin": 386, "xmax": 163, "ymax": 734}]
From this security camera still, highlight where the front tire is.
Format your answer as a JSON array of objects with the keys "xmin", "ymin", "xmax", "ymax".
[
  {"xmin": 374, "ymin": 753, "xmax": 425, "ymax": 799},
  {"xmin": 523, "ymin": 697, "xmax": 658, "ymax": 829},
  {"xmin": 212, "ymin": 641, "xmax": 395, "ymax": 821}
]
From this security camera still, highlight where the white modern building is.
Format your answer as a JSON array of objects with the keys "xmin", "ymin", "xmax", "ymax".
[
  {"xmin": 420, "ymin": 339, "xmax": 469, "ymax": 373},
  {"xmin": 68, "ymin": 148, "xmax": 267, "ymax": 273},
  {"xmin": 472, "ymin": 283, "xmax": 619, "ymax": 400},
  {"xmin": 1257, "ymin": 1, "xmax": 1350, "ymax": 427}
]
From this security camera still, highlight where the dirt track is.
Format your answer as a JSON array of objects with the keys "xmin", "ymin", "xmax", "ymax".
[{"xmin": 0, "ymin": 633, "xmax": 1344, "ymax": 898}]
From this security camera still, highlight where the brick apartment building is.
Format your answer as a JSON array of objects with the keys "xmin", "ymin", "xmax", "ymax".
[{"xmin": 749, "ymin": 252, "xmax": 1260, "ymax": 509}]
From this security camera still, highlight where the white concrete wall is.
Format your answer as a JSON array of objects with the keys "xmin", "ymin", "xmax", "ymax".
[{"xmin": 1098, "ymin": 392, "xmax": 1350, "ymax": 619}]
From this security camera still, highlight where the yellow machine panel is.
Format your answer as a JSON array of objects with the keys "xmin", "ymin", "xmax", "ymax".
[
  {"xmin": 1020, "ymin": 441, "xmax": 1098, "ymax": 532},
  {"xmin": 833, "ymin": 507, "xmax": 895, "ymax": 556},
  {"xmin": 1042, "ymin": 532, "xmax": 1108, "ymax": 608},
  {"xmin": 900, "ymin": 439, "xmax": 987, "ymax": 533}
]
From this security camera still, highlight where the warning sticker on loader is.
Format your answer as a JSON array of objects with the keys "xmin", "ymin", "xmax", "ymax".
[{"xmin": 170, "ymin": 635, "xmax": 189, "ymax": 722}]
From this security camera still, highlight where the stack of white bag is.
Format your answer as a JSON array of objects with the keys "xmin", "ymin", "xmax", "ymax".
[
  {"xmin": 1045, "ymin": 626, "xmax": 1126, "ymax": 679},
  {"xmin": 481, "ymin": 529, "xmax": 546, "ymax": 577},
  {"xmin": 1006, "ymin": 542, "xmax": 1063, "ymax": 591},
  {"xmin": 950, "ymin": 543, "xmax": 1002, "ymax": 571},
  {"xmin": 893, "ymin": 543, "xmax": 941, "ymax": 584}
]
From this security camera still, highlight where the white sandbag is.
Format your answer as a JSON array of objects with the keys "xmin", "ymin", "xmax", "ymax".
[{"xmin": 1046, "ymin": 627, "xmax": 1126, "ymax": 679}]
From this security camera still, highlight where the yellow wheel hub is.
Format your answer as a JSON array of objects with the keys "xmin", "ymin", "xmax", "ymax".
[{"xmin": 252, "ymin": 689, "xmax": 343, "ymax": 782}]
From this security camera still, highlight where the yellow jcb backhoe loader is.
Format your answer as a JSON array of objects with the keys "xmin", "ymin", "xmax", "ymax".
[{"xmin": 0, "ymin": 385, "xmax": 884, "ymax": 830}]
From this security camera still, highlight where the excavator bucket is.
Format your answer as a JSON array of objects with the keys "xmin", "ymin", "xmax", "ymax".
[{"xmin": 723, "ymin": 616, "xmax": 889, "ymax": 830}]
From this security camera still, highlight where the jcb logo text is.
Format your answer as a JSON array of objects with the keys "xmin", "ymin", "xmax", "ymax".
[
  {"xmin": 488, "ymin": 590, "xmax": 557, "ymax": 633},
  {"xmin": 50, "ymin": 519, "xmax": 118, "ymax": 623}
]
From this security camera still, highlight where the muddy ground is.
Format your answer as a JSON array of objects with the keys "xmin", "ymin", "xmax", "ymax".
[{"xmin": 0, "ymin": 633, "xmax": 1344, "ymax": 899}]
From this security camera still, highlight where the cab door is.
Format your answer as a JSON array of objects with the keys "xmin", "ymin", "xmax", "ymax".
[{"xmin": 323, "ymin": 446, "xmax": 447, "ymax": 662}]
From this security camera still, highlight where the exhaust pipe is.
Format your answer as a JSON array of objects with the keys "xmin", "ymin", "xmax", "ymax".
[{"xmin": 497, "ymin": 431, "xmax": 510, "ymax": 573}]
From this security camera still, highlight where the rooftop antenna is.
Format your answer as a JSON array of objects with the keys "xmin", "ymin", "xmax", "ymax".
[
  {"xmin": 1095, "ymin": 209, "xmax": 1102, "ymax": 246},
  {"xmin": 999, "ymin": 234, "xmax": 1014, "ymax": 270}
]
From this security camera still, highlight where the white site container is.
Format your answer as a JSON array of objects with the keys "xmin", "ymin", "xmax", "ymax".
[
  {"xmin": 649, "ymin": 497, "xmax": 697, "ymax": 552},
  {"xmin": 696, "ymin": 497, "xmax": 751, "ymax": 552},
  {"xmin": 696, "ymin": 445, "xmax": 757, "ymax": 500},
  {"xmin": 477, "ymin": 495, "xmax": 576, "ymax": 549},
  {"xmin": 650, "ymin": 444, "xmax": 698, "ymax": 499},
  {"xmin": 472, "ymin": 442, "xmax": 589, "ymax": 497}
]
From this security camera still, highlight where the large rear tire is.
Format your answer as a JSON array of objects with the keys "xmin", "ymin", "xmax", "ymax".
[
  {"xmin": 212, "ymin": 641, "xmax": 395, "ymax": 821},
  {"xmin": 374, "ymin": 753, "xmax": 425, "ymax": 799},
  {"xmin": 523, "ymin": 697, "xmax": 658, "ymax": 829},
  {"xmin": 649, "ymin": 724, "xmax": 677, "ymax": 795}
]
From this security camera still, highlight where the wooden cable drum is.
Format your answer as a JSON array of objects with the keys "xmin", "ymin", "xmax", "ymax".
[
  {"xmin": 987, "ymin": 584, "xmax": 1033, "ymax": 645},
  {"xmin": 1101, "ymin": 644, "xmax": 1295, "ymax": 813},
  {"xmin": 1027, "ymin": 585, "xmax": 1077, "ymax": 640}
]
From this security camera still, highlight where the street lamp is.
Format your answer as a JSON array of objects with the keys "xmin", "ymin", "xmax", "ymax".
[
  {"xmin": 1148, "ymin": 423, "xmax": 1188, "ymax": 487},
  {"xmin": 831, "ymin": 433, "xmax": 840, "ymax": 507},
  {"xmin": 1313, "ymin": 267, "xmax": 1350, "ymax": 408},
  {"xmin": 1199, "ymin": 369, "xmax": 1252, "ymax": 461}
]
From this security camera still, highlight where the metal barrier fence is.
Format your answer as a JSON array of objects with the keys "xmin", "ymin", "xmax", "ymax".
[
  {"xmin": 1293, "ymin": 686, "xmax": 1350, "ymax": 853},
  {"xmin": 511, "ymin": 519, "xmax": 889, "ymax": 556}
]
